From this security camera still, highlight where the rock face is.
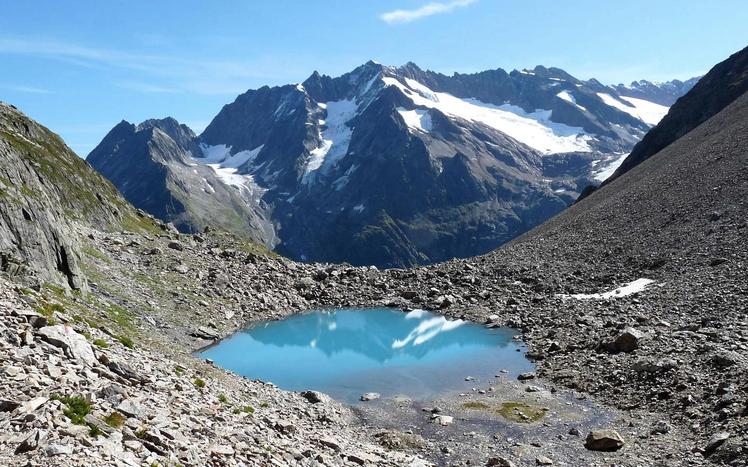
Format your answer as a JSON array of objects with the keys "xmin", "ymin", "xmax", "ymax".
[
  {"xmin": 0, "ymin": 102, "xmax": 130, "ymax": 290},
  {"xmin": 89, "ymin": 62, "xmax": 696, "ymax": 268},
  {"xmin": 605, "ymin": 44, "xmax": 748, "ymax": 184}
]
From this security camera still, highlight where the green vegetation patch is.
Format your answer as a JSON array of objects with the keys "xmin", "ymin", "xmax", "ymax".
[
  {"xmin": 462, "ymin": 400, "xmax": 547, "ymax": 423},
  {"xmin": 103, "ymin": 411, "xmax": 126, "ymax": 428},
  {"xmin": 233, "ymin": 405, "xmax": 254, "ymax": 415},
  {"xmin": 92, "ymin": 338, "xmax": 109, "ymax": 348},
  {"xmin": 54, "ymin": 395, "xmax": 92, "ymax": 425},
  {"xmin": 34, "ymin": 302, "xmax": 64, "ymax": 325},
  {"xmin": 116, "ymin": 334, "xmax": 135, "ymax": 349}
]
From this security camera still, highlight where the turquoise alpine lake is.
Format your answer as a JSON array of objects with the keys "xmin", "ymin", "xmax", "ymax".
[{"xmin": 200, "ymin": 308, "xmax": 533, "ymax": 403}]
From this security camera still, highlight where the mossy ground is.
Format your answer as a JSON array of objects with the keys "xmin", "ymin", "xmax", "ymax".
[{"xmin": 462, "ymin": 400, "xmax": 547, "ymax": 423}]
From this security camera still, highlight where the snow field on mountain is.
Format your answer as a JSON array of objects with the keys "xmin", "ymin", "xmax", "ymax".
[
  {"xmin": 597, "ymin": 93, "xmax": 669, "ymax": 125},
  {"xmin": 304, "ymin": 99, "xmax": 358, "ymax": 182},
  {"xmin": 383, "ymin": 76, "xmax": 594, "ymax": 154},
  {"xmin": 195, "ymin": 143, "xmax": 264, "ymax": 192},
  {"xmin": 397, "ymin": 107, "xmax": 433, "ymax": 132}
]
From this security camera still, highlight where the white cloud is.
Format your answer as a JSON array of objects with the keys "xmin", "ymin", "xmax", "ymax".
[
  {"xmin": 381, "ymin": 0, "xmax": 477, "ymax": 24},
  {"xmin": 0, "ymin": 83, "xmax": 51, "ymax": 94},
  {"xmin": 0, "ymin": 37, "xmax": 288, "ymax": 95},
  {"xmin": 115, "ymin": 81, "xmax": 182, "ymax": 94}
]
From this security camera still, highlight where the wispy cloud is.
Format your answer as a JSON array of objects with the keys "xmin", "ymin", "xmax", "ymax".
[
  {"xmin": 115, "ymin": 81, "xmax": 182, "ymax": 94},
  {"xmin": 0, "ymin": 36, "xmax": 288, "ymax": 95},
  {"xmin": 0, "ymin": 83, "xmax": 51, "ymax": 94},
  {"xmin": 381, "ymin": 0, "xmax": 477, "ymax": 24}
]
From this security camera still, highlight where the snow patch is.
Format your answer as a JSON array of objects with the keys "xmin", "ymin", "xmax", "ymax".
[
  {"xmin": 397, "ymin": 107, "xmax": 433, "ymax": 132},
  {"xmin": 195, "ymin": 144, "xmax": 265, "ymax": 194},
  {"xmin": 593, "ymin": 152, "xmax": 629, "ymax": 181},
  {"xmin": 597, "ymin": 93, "xmax": 668, "ymax": 126},
  {"xmin": 304, "ymin": 99, "xmax": 358, "ymax": 182},
  {"xmin": 384, "ymin": 76, "xmax": 592, "ymax": 154},
  {"xmin": 559, "ymin": 279, "xmax": 656, "ymax": 300},
  {"xmin": 557, "ymin": 90, "xmax": 587, "ymax": 112}
]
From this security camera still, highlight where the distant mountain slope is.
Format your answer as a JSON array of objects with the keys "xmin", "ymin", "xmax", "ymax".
[
  {"xmin": 611, "ymin": 77, "xmax": 700, "ymax": 106},
  {"xmin": 605, "ymin": 45, "xmax": 748, "ymax": 184},
  {"xmin": 90, "ymin": 61, "xmax": 696, "ymax": 267},
  {"xmin": 87, "ymin": 118, "xmax": 275, "ymax": 244},
  {"xmin": 0, "ymin": 102, "xmax": 147, "ymax": 290}
]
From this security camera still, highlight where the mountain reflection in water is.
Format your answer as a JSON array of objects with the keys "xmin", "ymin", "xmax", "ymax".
[{"xmin": 200, "ymin": 308, "xmax": 532, "ymax": 402}]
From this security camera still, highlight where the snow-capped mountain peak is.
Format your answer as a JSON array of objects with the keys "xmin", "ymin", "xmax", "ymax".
[{"xmin": 90, "ymin": 60, "xmax": 699, "ymax": 268}]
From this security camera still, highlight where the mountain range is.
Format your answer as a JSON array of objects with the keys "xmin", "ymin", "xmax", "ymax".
[{"xmin": 87, "ymin": 62, "xmax": 698, "ymax": 267}]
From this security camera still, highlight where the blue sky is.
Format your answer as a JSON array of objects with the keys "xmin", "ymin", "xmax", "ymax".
[{"xmin": 1, "ymin": 0, "xmax": 746, "ymax": 156}]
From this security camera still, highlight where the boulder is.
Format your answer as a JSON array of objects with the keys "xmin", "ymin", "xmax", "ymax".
[
  {"xmin": 486, "ymin": 456, "xmax": 516, "ymax": 467},
  {"xmin": 300, "ymin": 391, "xmax": 326, "ymax": 404},
  {"xmin": 704, "ymin": 431, "xmax": 730, "ymax": 453},
  {"xmin": 15, "ymin": 429, "xmax": 46, "ymax": 454},
  {"xmin": 360, "ymin": 392, "xmax": 381, "ymax": 401},
  {"xmin": 190, "ymin": 326, "xmax": 220, "ymax": 340},
  {"xmin": 37, "ymin": 325, "xmax": 97, "ymax": 366},
  {"xmin": 610, "ymin": 327, "xmax": 643, "ymax": 352},
  {"xmin": 585, "ymin": 430, "xmax": 625, "ymax": 451},
  {"xmin": 117, "ymin": 399, "xmax": 146, "ymax": 419}
]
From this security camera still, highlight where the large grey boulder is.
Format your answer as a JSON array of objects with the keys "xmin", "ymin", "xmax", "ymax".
[
  {"xmin": 37, "ymin": 325, "xmax": 97, "ymax": 366},
  {"xmin": 584, "ymin": 430, "xmax": 625, "ymax": 451}
]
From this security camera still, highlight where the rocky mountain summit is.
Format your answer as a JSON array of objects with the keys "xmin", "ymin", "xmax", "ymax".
[
  {"xmin": 611, "ymin": 76, "xmax": 701, "ymax": 106},
  {"xmin": 89, "ymin": 62, "xmax": 697, "ymax": 268},
  {"xmin": 87, "ymin": 117, "xmax": 275, "ymax": 245}
]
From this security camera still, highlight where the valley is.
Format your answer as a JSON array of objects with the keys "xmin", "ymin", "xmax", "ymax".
[{"xmin": 0, "ymin": 6, "xmax": 746, "ymax": 467}]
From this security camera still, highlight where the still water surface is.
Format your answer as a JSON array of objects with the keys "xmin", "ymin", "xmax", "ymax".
[{"xmin": 200, "ymin": 308, "xmax": 532, "ymax": 403}]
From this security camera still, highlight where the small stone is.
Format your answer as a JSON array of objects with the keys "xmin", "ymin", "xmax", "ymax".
[
  {"xmin": 536, "ymin": 456, "xmax": 553, "ymax": 465},
  {"xmin": 44, "ymin": 443, "xmax": 73, "ymax": 456},
  {"xmin": 518, "ymin": 372, "xmax": 536, "ymax": 381},
  {"xmin": 210, "ymin": 444, "xmax": 235, "ymax": 456},
  {"xmin": 432, "ymin": 415, "xmax": 453, "ymax": 426},
  {"xmin": 319, "ymin": 438, "xmax": 341, "ymax": 452},
  {"xmin": 525, "ymin": 385, "xmax": 542, "ymax": 393},
  {"xmin": 651, "ymin": 420, "xmax": 671, "ymax": 434},
  {"xmin": 585, "ymin": 430, "xmax": 625, "ymax": 451}
]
